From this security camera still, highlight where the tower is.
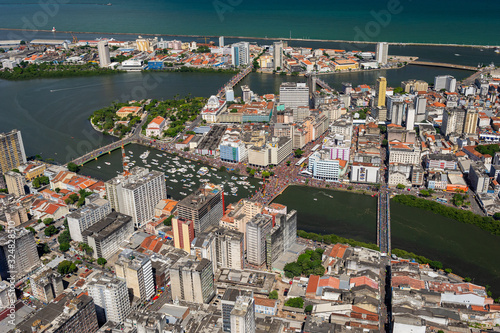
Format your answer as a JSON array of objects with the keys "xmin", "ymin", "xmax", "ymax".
[
  {"xmin": 97, "ymin": 41, "xmax": 111, "ymax": 68},
  {"xmin": 376, "ymin": 42, "xmax": 389, "ymax": 65},
  {"xmin": 273, "ymin": 41, "xmax": 283, "ymax": 71},
  {"xmin": 376, "ymin": 77, "xmax": 387, "ymax": 107}
]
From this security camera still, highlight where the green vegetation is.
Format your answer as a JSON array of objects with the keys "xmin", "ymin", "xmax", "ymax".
[
  {"xmin": 25, "ymin": 227, "xmax": 36, "ymax": 235},
  {"xmin": 44, "ymin": 225, "xmax": 59, "ymax": 237},
  {"xmin": 110, "ymin": 54, "xmax": 133, "ymax": 63},
  {"xmin": 64, "ymin": 193, "xmax": 80, "ymax": 205},
  {"xmin": 419, "ymin": 189, "xmax": 434, "ymax": 197},
  {"xmin": 59, "ymin": 243, "xmax": 70, "ymax": 252},
  {"xmin": 294, "ymin": 149, "xmax": 304, "ymax": 158},
  {"xmin": 58, "ymin": 230, "xmax": 71, "ymax": 252},
  {"xmin": 38, "ymin": 243, "xmax": 51, "ymax": 255},
  {"xmin": 163, "ymin": 215, "xmax": 173, "ymax": 226},
  {"xmin": 396, "ymin": 184, "xmax": 406, "ymax": 190},
  {"xmin": 393, "ymin": 195, "xmax": 500, "ymax": 236},
  {"xmin": 355, "ymin": 107, "xmax": 369, "ymax": 120},
  {"xmin": 67, "ymin": 162, "xmax": 80, "ymax": 172},
  {"xmin": 0, "ymin": 63, "xmax": 121, "ymax": 80},
  {"xmin": 393, "ymin": 87, "xmax": 404, "ymax": 94},
  {"xmin": 284, "ymin": 248, "xmax": 325, "ymax": 278},
  {"xmin": 286, "ymin": 161, "xmax": 291, "ymax": 166},
  {"xmin": 269, "ymin": 290, "xmax": 278, "ymax": 299},
  {"xmin": 90, "ymin": 101, "xmax": 140, "ymax": 137},
  {"xmin": 475, "ymin": 144, "xmax": 500, "ymax": 157},
  {"xmin": 452, "ymin": 193, "xmax": 469, "ymax": 207},
  {"xmin": 79, "ymin": 242, "xmax": 94, "ymax": 256},
  {"xmin": 32, "ymin": 176, "xmax": 50, "ymax": 189},
  {"xmin": 57, "ymin": 260, "xmax": 77, "ymax": 275},
  {"xmin": 297, "ymin": 230, "xmax": 379, "ymax": 251},
  {"xmin": 97, "ymin": 257, "xmax": 107, "ymax": 267},
  {"xmin": 284, "ymin": 297, "xmax": 304, "ymax": 308},
  {"xmin": 305, "ymin": 304, "xmax": 313, "ymax": 313},
  {"xmin": 43, "ymin": 218, "xmax": 54, "ymax": 226}
]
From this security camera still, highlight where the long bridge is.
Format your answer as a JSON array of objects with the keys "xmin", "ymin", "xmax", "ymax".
[
  {"xmin": 217, "ymin": 65, "xmax": 253, "ymax": 99},
  {"xmin": 377, "ymin": 187, "xmax": 391, "ymax": 254},
  {"xmin": 409, "ymin": 61, "xmax": 477, "ymax": 71},
  {"xmin": 315, "ymin": 78, "xmax": 333, "ymax": 91}
]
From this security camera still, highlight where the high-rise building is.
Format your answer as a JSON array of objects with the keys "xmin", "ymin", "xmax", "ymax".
[
  {"xmin": 0, "ymin": 129, "xmax": 27, "ymax": 174},
  {"xmin": 82, "ymin": 211, "xmax": 134, "ymax": 259},
  {"xmin": 191, "ymin": 226, "xmax": 244, "ymax": 271},
  {"xmin": 176, "ymin": 183, "xmax": 223, "ymax": 234},
  {"xmin": 376, "ymin": 77, "xmax": 387, "ymax": 107},
  {"xmin": 221, "ymin": 288, "xmax": 254, "ymax": 332},
  {"xmin": 241, "ymin": 85, "xmax": 252, "ymax": 102},
  {"xmin": 273, "ymin": 41, "xmax": 284, "ymax": 71},
  {"xmin": 67, "ymin": 193, "xmax": 111, "ymax": 242},
  {"xmin": 4, "ymin": 170, "xmax": 26, "ymax": 197},
  {"xmin": 279, "ymin": 82, "xmax": 309, "ymax": 109},
  {"xmin": 246, "ymin": 214, "xmax": 272, "ymax": 267},
  {"xmin": 0, "ymin": 228, "xmax": 40, "ymax": 280},
  {"xmin": 172, "ymin": 217, "xmax": 195, "ymax": 252},
  {"xmin": 442, "ymin": 108, "xmax": 466, "ymax": 136},
  {"xmin": 88, "ymin": 274, "xmax": 131, "ymax": 325},
  {"xmin": 16, "ymin": 293, "xmax": 99, "ymax": 333},
  {"xmin": 30, "ymin": 267, "xmax": 64, "ymax": 303},
  {"xmin": 391, "ymin": 101, "xmax": 405, "ymax": 126},
  {"xmin": 105, "ymin": 167, "xmax": 166, "ymax": 228},
  {"xmin": 169, "ymin": 256, "xmax": 215, "ymax": 304},
  {"xmin": 219, "ymin": 36, "xmax": 224, "ymax": 48},
  {"xmin": 230, "ymin": 296, "xmax": 256, "ymax": 333},
  {"xmin": 97, "ymin": 41, "xmax": 111, "ymax": 68},
  {"xmin": 115, "ymin": 249, "xmax": 155, "ymax": 301},
  {"xmin": 376, "ymin": 42, "xmax": 389, "ymax": 65},
  {"xmin": 464, "ymin": 108, "xmax": 479, "ymax": 135},
  {"xmin": 405, "ymin": 106, "xmax": 416, "ymax": 130},
  {"xmin": 415, "ymin": 95, "xmax": 427, "ymax": 122},
  {"xmin": 231, "ymin": 42, "xmax": 250, "ymax": 67},
  {"xmin": 434, "ymin": 75, "xmax": 456, "ymax": 92}
]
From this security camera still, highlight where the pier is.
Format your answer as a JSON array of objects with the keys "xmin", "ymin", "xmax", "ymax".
[{"xmin": 409, "ymin": 61, "xmax": 477, "ymax": 71}]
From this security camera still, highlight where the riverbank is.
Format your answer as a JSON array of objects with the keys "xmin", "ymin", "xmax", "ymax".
[
  {"xmin": 0, "ymin": 63, "xmax": 123, "ymax": 80},
  {"xmin": 2, "ymin": 28, "xmax": 499, "ymax": 49}
]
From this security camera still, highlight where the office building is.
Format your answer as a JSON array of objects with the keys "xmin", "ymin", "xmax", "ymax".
[
  {"xmin": 30, "ymin": 267, "xmax": 64, "ymax": 303},
  {"xmin": 0, "ymin": 227, "xmax": 40, "ymax": 280},
  {"xmin": 136, "ymin": 38, "xmax": 153, "ymax": 52},
  {"xmin": 401, "ymin": 80, "xmax": 428, "ymax": 93},
  {"xmin": 230, "ymin": 296, "xmax": 256, "ymax": 333},
  {"xmin": 273, "ymin": 41, "xmax": 284, "ymax": 70},
  {"xmin": 172, "ymin": 217, "xmax": 195, "ymax": 252},
  {"xmin": 469, "ymin": 162, "xmax": 490, "ymax": 194},
  {"xmin": 415, "ymin": 95, "xmax": 427, "ymax": 121},
  {"xmin": 221, "ymin": 288, "xmax": 254, "ymax": 332},
  {"xmin": 4, "ymin": 170, "xmax": 26, "ymax": 197},
  {"xmin": 16, "ymin": 293, "xmax": 99, "ymax": 333},
  {"xmin": 105, "ymin": 167, "xmax": 166, "ymax": 228},
  {"xmin": 376, "ymin": 42, "xmax": 389, "ymax": 65},
  {"xmin": 67, "ymin": 194, "xmax": 111, "ymax": 242},
  {"xmin": 464, "ymin": 109, "xmax": 478, "ymax": 135},
  {"xmin": 308, "ymin": 150, "xmax": 341, "ymax": 182},
  {"xmin": 82, "ymin": 211, "xmax": 134, "ymax": 259},
  {"xmin": 279, "ymin": 82, "xmax": 309, "ymax": 109},
  {"xmin": 219, "ymin": 36, "xmax": 224, "ymax": 47},
  {"xmin": 434, "ymin": 75, "xmax": 456, "ymax": 92},
  {"xmin": 389, "ymin": 142, "xmax": 421, "ymax": 166},
  {"xmin": 191, "ymin": 226, "xmax": 245, "ymax": 271},
  {"xmin": 115, "ymin": 249, "xmax": 155, "ymax": 301},
  {"xmin": 266, "ymin": 209, "xmax": 297, "ymax": 267},
  {"xmin": 88, "ymin": 274, "xmax": 131, "ymax": 325},
  {"xmin": 246, "ymin": 214, "xmax": 273, "ymax": 267},
  {"xmin": 176, "ymin": 183, "xmax": 223, "ymax": 234},
  {"xmin": 406, "ymin": 106, "xmax": 415, "ymax": 130},
  {"xmin": 97, "ymin": 41, "xmax": 111, "ymax": 68},
  {"xmin": 376, "ymin": 77, "xmax": 387, "ymax": 107},
  {"xmin": 231, "ymin": 42, "xmax": 250, "ymax": 67},
  {"xmin": 225, "ymin": 87, "xmax": 235, "ymax": 102},
  {"xmin": 247, "ymin": 137, "xmax": 292, "ymax": 167},
  {"xmin": 0, "ymin": 129, "xmax": 27, "ymax": 174},
  {"xmin": 442, "ymin": 108, "xmax": 466, "ymax": 136},
  {"xmin": 169, "ymin": 256, "xmax": 215, "ymax": 304},
  {"xmin": 220, "ymin": 137, "xmax": 248, "ymax": 163}
]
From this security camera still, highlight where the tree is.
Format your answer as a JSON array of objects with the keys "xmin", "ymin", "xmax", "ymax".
[
  {"xmin": 163, "ymin": 215, "xmax": 173, "ymax": 226},
  {"xmin": 67, "ymin": 162, "xmax": 80, "ymax": 172},
  {"xmin": 38, "ymin": 242, "xmax": 51, "ymax": 255},
  {"xmin": 284, "ymin": 297, "xmax": 304, "ymax": 308},
  {"xmin": 79, "ymin": 242, "xmax": 94, "ymax": 256},
  {"xmin": 419, "ymin": 189, "xmax": 431, "ymax": 197},
  {"xmin": 43, "ymin": 218, "xmax": 54, "ymax": 226},
  {"xmin": 464, "ymin": 277, "xmax": 472, "ymax": 282},
  {"xmin": 97, "ymin": 257, "xmax": 107, "ymax": 267},
  {"xmin": 294, "ymin": 149, "xmax": 304, "ymax": 158},
  {"xmin": 269, "ymin": 290, "xmax": 278, "ymax": 299},
  {"xmin": 262, "ymin": 171, "xmax": 271, "ymax": 178},
  {"xmin": 25, "ymin": 227, "xmax": 36, "ymax": 235},
  {"xmin": 44, "ymin": 225, "xmax": 59, "ymax": 236},
  {"xmin": 55, "ymin": 187, "xmax": 61, "ymax": 193},
  {"xmin": 396, "ymin": 184, "xmax": 406, "ymax": 190},
  {"xmin": 286, "ymin": 161, "xmax": 291, "ymax": 166},
  {"xmin": 58, "ymin": 230, "xmax": 71, "ymax": 244},
  {"xmin": 305, "ymin": 304, "xmax": 313, "ymax": 313},
  {"xmin": 444, "ymin": 268, "xmax": 452, "ymax": 274},
  {"xmin": 59, "ymin": 243, "xmax": 70, "ymax": 252},
  {"xmin": 57, "ymin": 260, "xmax": 77, "ymax": 275},
  {"xmin": 219, "ymin": 166, "xmax": 227, "ymax": 172}
]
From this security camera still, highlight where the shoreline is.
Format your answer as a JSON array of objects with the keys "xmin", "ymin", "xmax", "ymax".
[{"xmin": 1, "ymin": 28, "xmax": 499, "ymax": 49}]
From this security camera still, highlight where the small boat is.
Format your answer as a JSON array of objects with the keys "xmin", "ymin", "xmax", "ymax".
[
  {"xmin": 52, "ymin": 27, "xmax": 56, "ymax": 32},
  {"xmin": 180, "ymin": 192, "xmax": 187, "ymax": 196},
  {"xmin": 97, "ymin": 166, "xmax": 101, "ymax": 169},
  {"xmin": 170, "ymin": 179, "xmax": 178, "ymax": 183},
  {"xmin": 105, "ymin": 162, "xmax": 111, "ymax": 165},
  {"xmin": 145, "ymin": 164, "xmax": 152, "ymax": 167},
  {"xmin": 313, "ymin": 198, "xmax": 318, "ymax": 201},
  {"xmin": 454, "ymin": 53, "xmax": 460, "ymax": 56}
]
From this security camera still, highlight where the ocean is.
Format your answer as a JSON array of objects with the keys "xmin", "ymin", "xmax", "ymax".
[{"xmin": 0, "ymin": 0, "xmax": 499, "ymax": 46}]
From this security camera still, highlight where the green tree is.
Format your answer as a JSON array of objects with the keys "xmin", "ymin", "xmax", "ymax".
[
  {"xmin": 25, "ymin": 227, "xmax": 36, "ymax": 234},
  {"xmin": 57, "ymin": 260, "xmax": 77, "ymax": 275},
  {"xmin": 445, "ymin": 268, "xmax": 452, "ymax": 274},
  {"xmin": 396, "ymin": 184, "xmax": 406, "ymax": 190},
  {"xmin": 284, "ymin": 297, "xmax": 304, "ymax": 308},
  {"xmin": 79, "ymin": 242, "xmax": 94, "ymax": 256},
  {"xmin": 43, "ymin": 218, "xmax": 54, "ymax": 226},
  {"xmin": 97, "ymin": 257, "xmax": 107, "ymax": 267},
  {"xmin": 67, "ymin": 162, "xmax": 80, "ymax": 172},
  {"xmin": 294, "ymin": 149, "xmax": 304, "ymax": 158},
  {"xmin": 59, "ymin": 243, "xmax": 70, "ymax": 252},
  {"xmin": 269, "ymin": 290, "xmax": 278, "ymax": 299},
  {"xmin": 305, "ymin": 304, "xmax": 313, "ymax": 313},
  {"xmin": 163, "ymin": 215, "xmax": 173, "ymax": 226},
  {"xmin": 58, "ymin": 230, "xmax": 71, "ymax": 244},
  {"xmin": 262, "ymin": 171, "xmax": 271, "ymax": 178},
  {"xmin": 419, "ymin": 189, "xmax": 431, "ymax": 197},
  {"xmin": 286, "ymin": 161, "xmax": 291, "ymax": 166},
  {"xmin": 44, "ymin": 225, "xmax": 59, "ymax": 236},
  {"xmin": 219, "ymin": 166, "xmax": 227, "ymax": 172}
]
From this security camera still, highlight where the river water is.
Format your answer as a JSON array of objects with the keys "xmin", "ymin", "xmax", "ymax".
[{"xmin": 274, "ymin": 185, "xmax": 500, "ymax": 296}]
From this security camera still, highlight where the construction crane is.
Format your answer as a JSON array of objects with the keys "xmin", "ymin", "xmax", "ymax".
[{"xmin": 71, "ymin": 33, "xmax": 78, "ymax": 44}]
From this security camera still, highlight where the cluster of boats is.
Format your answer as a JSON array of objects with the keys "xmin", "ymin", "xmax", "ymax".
[{"xmin": 97, "ymin": 149, "xmax": 262, "ymax": 199}]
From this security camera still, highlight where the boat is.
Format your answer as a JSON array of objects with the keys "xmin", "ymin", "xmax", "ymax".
[
  {"xmin": 145, "ymin": 164, "xmax": 152, "ymax": 168},
  {"xmin": 180, "ymin": 192, "xmax": 187, "ymax": 196},
  {"xmin": 198, "ymin": 167, "xmax": 209, "ymax": 175},
  {"xmin": 231, "ymin": 176, "xmax": 238, "ymax": 180},
  {"xmin": 156, "ymin": 154, "xmax": 162, "ymax": 157},
  {"xmin": 495, "ymin": 48, "xmax": 500, "ymax": 54},
  {"xmin": 97, "ymin": 166, "xmax": 101, "ymax": 169},
  {"xmin": 454, "ymin": 53, "xmax": 460, "ymax": 56},
  {"xmin": 52, "ymin": 27, "xmax": 56, "ymax": 32},
  {"xmin": 105, "ymin": 162, "xmax": 111, "ymax": 165},
  {"xmin": 314, "ymin": 198, "xmax": 318, "ymax": 201},
  {"xmin": 129, "ymin": 151, "xmax": 133, "ymax": 154},
  {"xmin": 170, "ymin": 179, "xmax": 178, "ymax": 183},
  {"xmin": 140, "ymin": 151, "xmax": 150, "ymax": 159}
]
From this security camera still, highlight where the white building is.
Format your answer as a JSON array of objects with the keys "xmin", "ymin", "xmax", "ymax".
[
  {"xmin": 88, "ymin": 274, "xmax": 131, "ymax": 324},
  {"xmin": 169, "ymin": 256, "xmax": 215, "ymax": 304},
  {"xmin": 308, "ymin": 150, "xmax": 341, "ymax": 182},
  {"xmin": 146, "ymin": 116, "xmax": 167, "ymax": 137},
  {"xmin": 67, "ymin": 194, "xmax": 111, "ymax": 242},
  {"xmin": 434, "ymin": 75, "xmax": 456, "ymax": 93},
  {"xmin": 201, "ymin": 95, "xmax": 227, "ymax": 123},
  {"xmin": 376, "ymin": 42, "xmax": 388, "ymax": 65},
  {"xmin": 247, "ymin": 137, "xmax": 292, "ymax": 167},
  {"xmin": 279, "ymin": 82, "xmax": 309, "ymax": 109},
  {"xmin": 350, "ymin": 163, "xmax": 380, "ymax": 184},
  {"xmin": 389, "ymin": 143, "xmax": 421, "ymax": 165},
  {"xmin": 273, "ymin": 41, "xmax": 284, "ymax": 70},
  {"xmin": 97, "ymin": 41, "xmax": 110, "ymax": 68},
  {"xmin": 246, "ymin": 214, "xmax": 272, "ymax": 267},
  {"xmin": 115, "ymin": 249, "xmax": 155, "ymax": 301},
  {"xmin": 105, "ymin": 167, "xmax": 166, "ymax": 228},
  {"xmin": 219, "ymin": 137, "xmax": 248, "ymax": 163},
  {"xmin": 231, "ymin": 42, "xmax": 250, "ymax": 67},
  {"xmin": 0, "ymin": 228, "xmax": 40, "ymax": 280},
  {"xmin": 230, "ymin": 296, "xmax": 255, "ymax": 333}
]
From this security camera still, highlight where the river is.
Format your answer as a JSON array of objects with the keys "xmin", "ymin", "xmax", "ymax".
[{"xmin": 273, "ymin": 185, "xmax": 500, "ymax": 297}]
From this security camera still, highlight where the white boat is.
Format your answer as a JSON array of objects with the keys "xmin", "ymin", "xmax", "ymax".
[
  {"xmin": 314, "ymin": 198, "xmax": 318, "ymax": 201},
  {"xmin": 198, "ymin": 167, "xmax": 209, "ymax": 175},
  {"xmin": 145, "ymin": 164, "xmax": 152, "ymax": 167},
  {"xmin": 140, "ymin": 151, "xmax": 150, "ymax": 159},
  {"xmin": 129, "ymin": 151, "xmax": 133, "ymax": 154},
  {"xmin": 170, "ymin": 179, "xmax": 178, "ymax": 183},
  {"xmin": 105, "ymin": 162, "xmax": 111, "ymax": 165},
  {"xmin": 97, "ymin": 166, "xmax": 101, "ymax": 169},
  {"xmin": 156, "ymin": 154, "xmax": 162, "ymax": 157},
  {"xmin": 180, "ymin": 192, "xmax": 187, "ymax": 196}
]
